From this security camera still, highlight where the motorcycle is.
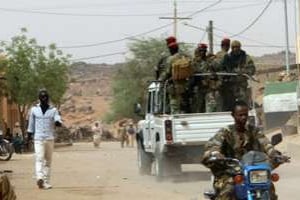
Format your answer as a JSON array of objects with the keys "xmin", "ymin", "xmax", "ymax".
[
  {"xmin": 0, "ymin": 130, "xmax": 14, "ymax": 161},
  {"xmin": 204, "ymin": 134, "xmax": 290, "ymax": 200}
]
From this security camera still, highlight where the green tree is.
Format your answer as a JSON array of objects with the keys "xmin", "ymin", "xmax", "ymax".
[
  {"xmin": 0, "ymin": 28, "xmax": 70, "ymax": 133},
  {"xmin": 106, "ymin": 37, "xmax": 191, "ymax": 121}
]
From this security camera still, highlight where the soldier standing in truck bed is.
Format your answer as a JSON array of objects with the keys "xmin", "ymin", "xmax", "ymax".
[
  {"xmin": 159, "ymin": 42, "xmax": 193, "ymax": 114},
  {"xmin": 220, "ymin": 40, "xmax": 256, "ymax": 111}
]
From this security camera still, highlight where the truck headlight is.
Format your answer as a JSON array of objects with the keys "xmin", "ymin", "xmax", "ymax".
[{"xmin": 249, "ymin": 170, "xmax": 269, "ymax": 184}]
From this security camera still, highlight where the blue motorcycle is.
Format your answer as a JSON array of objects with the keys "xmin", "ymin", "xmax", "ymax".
[{"xmin": 204, "ymin": 134, "xmax": 290, "ymax": 200}]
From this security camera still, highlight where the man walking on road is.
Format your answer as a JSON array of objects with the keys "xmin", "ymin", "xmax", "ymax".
[
  {"xmin": 127, "ymin": 122, "xmax": 136, "ymax": 147},
  {"xmin": 27, "ymin": 89, "xmax": 62, "ymax": 189},
  {"xmin": 92, "ymin": 121, "xmax": 103, "ymax": 148},
  {"xmin": 119, "ymin": 122, "xmax": 129, "ymax": 148}
]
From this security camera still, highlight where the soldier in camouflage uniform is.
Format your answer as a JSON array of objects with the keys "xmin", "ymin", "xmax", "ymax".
[
  {"xmin": 155, "ymin": 36, "xmax": 177, "ymax": 113},
  {"xmin": 221, "ymin": 40, "xmax": 255, "ymax": 111},
  {"xmin": 191, "ymin": 43, "xmax": 222, "ymax": 112},
  {"xmin": 160, "ymin": 42, "xmax": 191, "ymax": 114},
  {"xmin": 155, "ymin": 36, "xmax": 177, "ymax": 80},
  {"xmin": 118, "ymin": 123, "xmax": 129, "ymax": 148},
  {"xmin": 214, "ymin": 38, "xmax": 230, "ymax": 64},
  {"xmin": 202, "ymin": 101, "xmax": 281, "ymax": 200}
]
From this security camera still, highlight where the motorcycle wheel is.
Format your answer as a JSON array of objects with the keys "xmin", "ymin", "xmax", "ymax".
[{"xmin": 0, "ymin": 140, "xmax": 13, "ymax": 161}]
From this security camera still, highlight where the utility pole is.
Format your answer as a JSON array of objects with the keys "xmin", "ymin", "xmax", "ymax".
[
  {"xmin": 207, "ymin": 20, "xmax": 214, "ymax": 54},
  {"xmin": 283, "ymin": 0, "xmax": 290, "ymax": 73},
  {"xmin": 297, "ymin": 0, "xmax": 300, "ymax": 63},
  {"xmin": 159, "ymin": 0, "xmax": 191, "ymax": 38}
]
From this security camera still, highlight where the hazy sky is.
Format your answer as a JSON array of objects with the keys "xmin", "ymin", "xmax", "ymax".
[{"xmin": 0, "ymin": 0, "xmax": 297, "ymax": 64}]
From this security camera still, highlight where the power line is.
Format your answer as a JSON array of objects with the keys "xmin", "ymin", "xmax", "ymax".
[
  {"xmin": 185, "ymin": 22, "xmax": 296, "ymax": 49},
  {"xmin": 183, "ymin": 23, "xmax": 226, "ymax": 39},
  {"xmin": 59, "ymin": 1, "xmax": 222, "ymax": 49},
  {"xmin": 58, "ymin": 24, "xmax": 171, "ymax": 49},
  {"xmin": 157, "ymin": 0, "xmax": 269, "ymax": 3},
  {"xmin": 200, "ymin": 31, "xmax": 207, "ymax": 43},
  {"xmin": 31, "ymin": 0, "xmax": 268, "ymax": 10},
  {"xmin": 28, "ymin": 3, "xmax": 265, "ymax": 16},
  {"xmin": 66, "ymin": 1, "xmax": 224, "ymax": 60},
  {"xmin": 70, "ymin": 51, "xmax": 127, "ymax": 62},
  {"xmin": 204, "ymin": 2, "xmax": 265, "ymax": 13},
  {"xmin": 188, "ymin": 0, "xmax": 223, "ymax": 18},
  {"xmin": 0, "ymin": 7, "xmax": 180, "ymax": 17},
  {"xmin": 0, "ymin": 1, "xmax": 257, "ymax": 18},
  {"xmin": 213, "ymin": 26, "xmax": 276, "ymax": 46},
  {"xmin": 229, "ymin": 0, "xmax": 273, "ymax": 37},
  {"xmin": 0, "ymin": 1, "xmax": 223, "ymax": 50},
  {"xmin": 184, "ymin": 42, "xmax": 295, "ymax": 49}
]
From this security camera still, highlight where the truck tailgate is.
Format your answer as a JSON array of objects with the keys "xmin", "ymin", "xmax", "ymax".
[{"xmin": 172, "ymin": 112, "xmax": 233, "ymax": 144}]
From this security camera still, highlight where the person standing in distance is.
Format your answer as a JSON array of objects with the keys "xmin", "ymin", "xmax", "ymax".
[{"xmin": 27, "ymin": 89, "xmax": 62, "ymax": 189}]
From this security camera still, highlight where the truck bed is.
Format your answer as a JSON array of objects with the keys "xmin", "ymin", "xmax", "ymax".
[{"xmin": 171, "ymin": 112, "xmax": 234, "ymax": 145}]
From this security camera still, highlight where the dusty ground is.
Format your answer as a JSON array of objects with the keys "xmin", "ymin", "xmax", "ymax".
[{"xmin": 2, "ymin": 141, "xmax": 300, "ymax": 200}]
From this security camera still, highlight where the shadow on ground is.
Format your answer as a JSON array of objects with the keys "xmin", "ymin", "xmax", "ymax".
[{"xmin": 164, "ymin": 171, "xmax": 211, "ymax": 183}]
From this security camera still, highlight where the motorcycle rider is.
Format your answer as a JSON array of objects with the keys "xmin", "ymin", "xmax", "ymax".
[{"xmin": 202, "ymin": 100, "xmax": 284, "ymax": 200}]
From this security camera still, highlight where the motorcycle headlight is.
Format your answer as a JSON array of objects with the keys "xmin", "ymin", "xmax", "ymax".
[{"xmin": 249, "ymin": 170, "xmax": 269, "ymax": 184}]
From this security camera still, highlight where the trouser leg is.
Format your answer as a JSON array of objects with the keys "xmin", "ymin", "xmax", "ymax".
[
  {"xmin": 34, "ymin": 140, "xmax": 45, "ymax": 181},
  {"xmin": 270, "ymin": 182, "xmax": 278, "ymax": 200},
  {"xmin": 43, "ymin": 140, "xmax": 54, "ymax": 183},
  {"xmin": 192, "ymin": 91, "xmax": 205, "ymax": 113},
  {"xmin": 214, "ymin": 176, "xmax": 236, "ymax": 200},
  {"xmin": 205, "ymin": 92, "xmax": 216, "ymax": 113},
  {"xmin": 169, "ymin": 94, "xmax": 180, "ymax": 114},
  {"xmin": 215, "ymin": 91, "xmax": 223, "ymax": 112},
  {"xmin": 121, "ymin": 138, "xmax": 124, "ymax": 148},
  {"xmin": 130, "ymin": 135, "xmax": 134, "ymax": 147}
]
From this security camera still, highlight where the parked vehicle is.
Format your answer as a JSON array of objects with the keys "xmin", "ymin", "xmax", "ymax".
[{"xmin": 0, "ymin": 130, "xmax": 14, "ymax": 161}]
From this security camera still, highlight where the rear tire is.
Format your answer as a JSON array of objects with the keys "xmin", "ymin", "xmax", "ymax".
[
  {"xmin": 137, "ymin": 140, "xmax": 152, "ymax": 175},
  {"xmin": 154, "ymin": 142, "xmax": 168, "ymax": 181},
  {"xmin": 154, "ymin": 142, "xmax": 182, "ymax": 181},
  {"xmin": 154, "ymin": 152, "xmax": 166, "ymax": 181}
]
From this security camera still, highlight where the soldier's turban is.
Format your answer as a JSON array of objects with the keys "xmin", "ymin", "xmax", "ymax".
[
  {"xmin": 231, "ymin": 40, "xmax": 241, "ymax": 48},
  {"xmin": 165, "ymin": 36, "xmax": 177, "ymax": 44}
]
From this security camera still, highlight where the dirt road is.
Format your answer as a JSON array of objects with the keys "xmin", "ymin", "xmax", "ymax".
[{"xmin": 2, "ymin": 142, "xmax": 300, "ymax": 200}]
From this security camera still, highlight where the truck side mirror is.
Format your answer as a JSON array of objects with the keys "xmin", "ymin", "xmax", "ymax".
[
  {"xmin": 134, "ymin": 103, "xmax": 142, "ymax": 114},
  {"xmin": 271, "ymin": 133, "xmax": 283, "ymax": 146}
]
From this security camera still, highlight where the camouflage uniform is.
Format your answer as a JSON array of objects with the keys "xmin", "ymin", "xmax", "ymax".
[
  {"xmin": 0, "ymin": 174, "xmax": 17, "ymax": 200},
  {"xmin": 202, "ymin": 124, "xmax": 278, "ymax": 200},
  {"xmin": 214, "ymin": 49, "xmax": 228, "ymax": 65},
  {"xmin": 155, "ymin": 54, "xmax": 169, "ymax": 80},
  {"xmin": 160, "ymin": 53, "xmax": 191, "ymax": 114},
  {"xmin": 221, "ymin": 50, "xmax": 255, "ymax": 110},
  {"xmin": 192, "ymin": 57, "xmax": 222, "ymax": 112},
  {"xmin": 118, "ymin": 126, "xmax": 129, "ymax": 148},
  {"xmin": 156, "ymin": 54, "xmax": 172, "ymax": 113}
]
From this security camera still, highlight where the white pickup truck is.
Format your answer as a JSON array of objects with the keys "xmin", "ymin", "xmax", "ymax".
[{"xmin": 135, "ymin": 74, "xmax": 257, "ymax": 180}]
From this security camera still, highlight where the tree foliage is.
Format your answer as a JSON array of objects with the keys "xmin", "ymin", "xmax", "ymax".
[
  {"xmin": 0, "ymin": 28, "xmax": 70, "ymax": 132},
  {"xmin": 106, "ymin": 37, "xmax": 191, "ymax": 121}
]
